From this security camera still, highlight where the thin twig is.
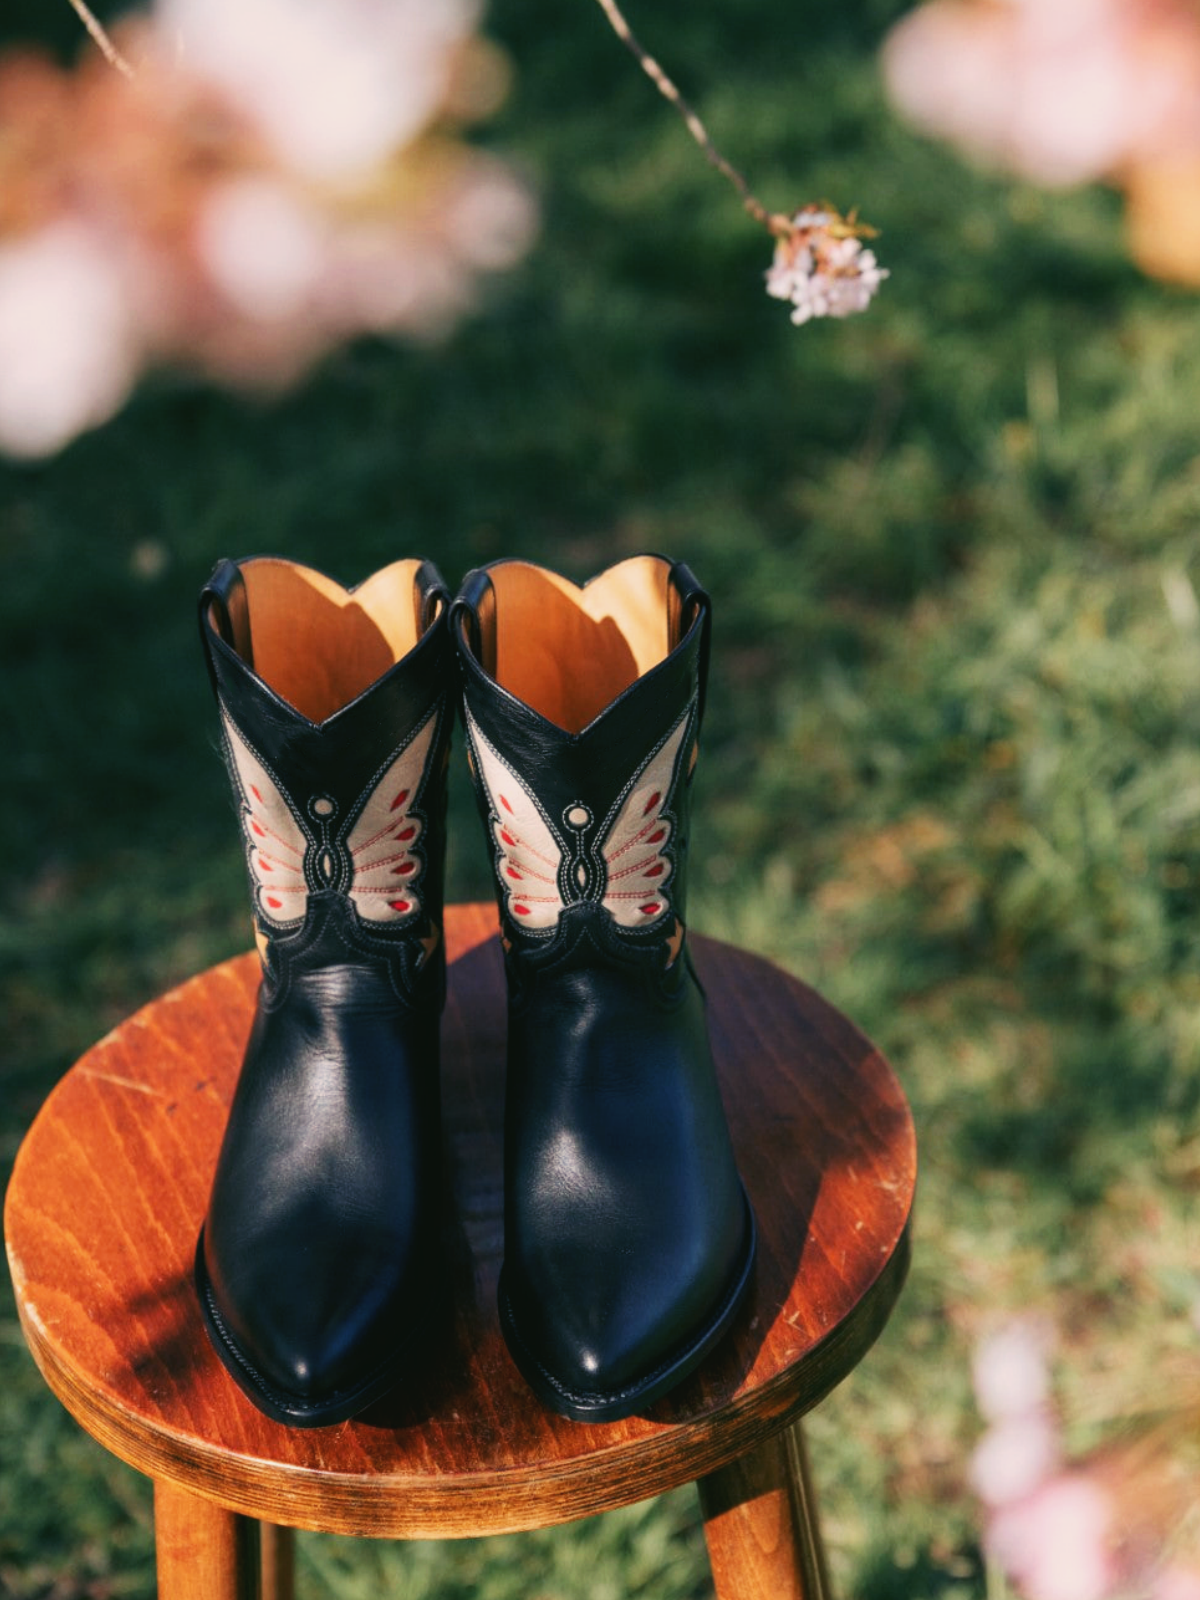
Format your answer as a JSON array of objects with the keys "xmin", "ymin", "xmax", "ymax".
[
  {"xmin": 592, "ymin": 0, "xmax": 790, "ymax": 234},
  {"xmin": 65, "ymin": 0, "xmax": 135, "ymax": 78}
]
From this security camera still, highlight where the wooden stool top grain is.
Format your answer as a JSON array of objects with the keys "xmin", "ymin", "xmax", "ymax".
[{"xmin": 4, "ymin": 904, "xmax": 915, "ymax": 1542}]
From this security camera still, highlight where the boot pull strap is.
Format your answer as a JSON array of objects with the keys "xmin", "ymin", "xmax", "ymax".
[
  {"xmin": 414, "ymin": 559, "xmax": 451, "ymax": 635},
  {"xmin": 450, "ymin": 568, "xmax": 497, "ymax": 680},
  {"xmin": 198, "ymin": 558, "xmax": 253, "ymax": 697},
  {"xmin": 670, "ymin": 560, "xmax": 711, "ymax": 728}
]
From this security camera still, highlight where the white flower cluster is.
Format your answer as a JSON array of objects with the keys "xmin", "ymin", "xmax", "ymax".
[{"xmin": 765, "ymin": 208, "xmax": 888, "ymax": 325}]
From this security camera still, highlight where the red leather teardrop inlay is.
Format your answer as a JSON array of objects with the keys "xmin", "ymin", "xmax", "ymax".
[
  {"xmin": 390, "ymin": 789, "xmax": 410, "ymax": 812},
  {"xmin": 395, "ymin": 825, "xmax": 416, "ymax": 842},
  {"xmin": 640, "ymin": 902, "xmax": 662, "ymax": 915},
  {"xmin": 506, "ymin": 866, "xmax": 522, "ymax": 879},
  {"xmin": 648, "ymin": 828, "xmax": 666, "ymax": 843},
  {"xmin": 389, "ymin": 899, "xmax": 411, "ymax": 912},
  {"xmin": 252, "ymin": 821, "xmax": 265, "ymax": 837},
  {"xmin": 397, "ymin": 861, "xmax": 416, "ymax": 876},
  {"xmin": 251, "ymin": 785, "xmax": 263, "ymax": 803},
  {"xmin": 501, "ymin": 795, "xmax": 514, "ymax": 814},
  {"xmin": 501, "ymin": 831, "xmax": 515, "ymax": 846},
  {"xmin": 266, "ymin": 895, "xmax": 283, "ymax": 909},
  {"xmin": 259, "ymin": 859, "xmax": 274, "ymax": 872},
  {"xmin": 513, "ymin": 903, "xmax": 531, "ymax": 916},
  {"xmin": 643, "ymin": 863, "xmax": 665, "ymax": 878},
  {"xmin": 643, "ymin": 791, "xmax": 661, "ymax": 816}
]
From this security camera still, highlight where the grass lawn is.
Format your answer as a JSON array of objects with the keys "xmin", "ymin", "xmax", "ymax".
[{"xmin": 4, "ymin": 0, "xmax": 1200, "ymax": 1594}]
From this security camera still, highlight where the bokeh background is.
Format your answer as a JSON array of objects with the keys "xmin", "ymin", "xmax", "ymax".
[{"xmin": 4, "ymin": 0, "xmax": 1200, "ymax": 1594}]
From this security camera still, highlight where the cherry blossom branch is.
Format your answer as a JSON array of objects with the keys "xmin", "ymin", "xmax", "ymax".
[
  {"xmin": 591, "ymin": 0, "xmax": 889, "ymax": 324},
  {"xmin": 591, "ymin": 0, "xmax": 790, "ymax": 235},
  {"xmin": 65, "ymin": 0, "xmax": 134, "ymax": 78}
]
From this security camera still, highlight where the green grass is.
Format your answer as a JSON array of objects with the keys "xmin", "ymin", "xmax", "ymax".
[{"xmin": 4, "ymin": 0, "xmax": 1200, "ymax": 1593}]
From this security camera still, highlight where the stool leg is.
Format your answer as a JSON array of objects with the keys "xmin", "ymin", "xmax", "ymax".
[
  {"xmin": 698, "ymin": 1419, "xmax": 833, "ymax": 1600},
  {"xmin": 154, "ymin": 1480, "xmax": 262, "ymax": 1600},
  {"xmin": 261, "ymin": 1523, "xmax": 296, "ymax": 1600}
]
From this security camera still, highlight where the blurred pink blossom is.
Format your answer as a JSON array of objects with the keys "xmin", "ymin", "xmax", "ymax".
[
  {"xmin": 971, "ymin": 1320, "xmax": 1200, "ymax": 1600},
  {"xmin": 971, "ymin": 1409, "xmax": 1061, "ymax": 1506},
  {"xmin": 158, "ymin": 0, "xmax": 481, "ymax": 182},
  {"xmin": 973, "ymin": 1319, "xmax": 1052, "ymax": 1421},
  {"xmin": 1156, "ymin": 1569, "xmax": 1200, "ymax": 1600},
  {"xmin": 881, "ymin": 0, "xmax": 1200, "ymax": 188},
  {"xmin": 989, "ymin": 1475, "xmax": 1116, "ymax": 1600},
  {"xmin": 0, "ymin": 0, "xmax": 535, "ymax": 457},
  {"xmin": 0, "ymin": 220, "xmax": 141, "ymax": 458},
  {"xmin": 196, "ymin": 178, "xmax": 328, "ymax": 323}
]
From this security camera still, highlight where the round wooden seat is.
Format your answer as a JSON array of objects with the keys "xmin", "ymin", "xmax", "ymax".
[{"xmin": 4, "ymin": 904, "xmax": 915, "ymax": 1599}]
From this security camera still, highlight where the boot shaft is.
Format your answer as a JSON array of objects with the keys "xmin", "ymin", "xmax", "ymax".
[
  {"xmin": 200, "ymin": 556, "xmax": 453, "ymax": 995},
  {"xmin": 453, "ymin": 555, "xmax": 709, "ymax": 972}
]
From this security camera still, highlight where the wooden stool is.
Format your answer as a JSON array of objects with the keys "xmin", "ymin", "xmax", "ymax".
[{"xmin": 4, "ymin": 904, "xmax": 915, "ymax": 1600}]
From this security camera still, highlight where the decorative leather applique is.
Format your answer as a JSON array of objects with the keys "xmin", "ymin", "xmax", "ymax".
[
  {"xmin": 222, "ymin": 706, "xmax": 438, "ymax": 928},
  {"xmin": 222, "ymin": 710, "xmax": 309, "ymax": 923},
  {"xmin": 465, "ymin": 706, "xmax": 692, "ymax": 934},
  {"xmin": 343, "ymin": 717, "xmax": 437, "ymax": 923}
]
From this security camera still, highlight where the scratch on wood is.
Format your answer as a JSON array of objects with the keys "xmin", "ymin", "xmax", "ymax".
[{"xmin": 78, "ymin": 1067, "xmax": 164, "ymax": 1098}]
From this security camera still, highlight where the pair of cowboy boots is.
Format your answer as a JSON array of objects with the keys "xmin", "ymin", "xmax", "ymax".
[{"xmin": 196, "ymin": 553, "xmax": 755, "ymax": 1428}]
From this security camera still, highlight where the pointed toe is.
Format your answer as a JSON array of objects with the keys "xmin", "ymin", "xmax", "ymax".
[
  {"xmin": 196, "ymin": 1216, "xmax": 432, "ymax": 1426},
  {"xmin": 499, "ymin": 1187, "xmax": 756, "ymax": 1423}
]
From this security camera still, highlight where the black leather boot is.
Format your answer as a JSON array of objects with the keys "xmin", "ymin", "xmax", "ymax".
[
  {"xmin": 195, "ymin": 555, "xmax": 452, "ymax": 1427},
  {"xmin": 453, "ymin": 556, "xmax": 755, "ymax": 1422}
]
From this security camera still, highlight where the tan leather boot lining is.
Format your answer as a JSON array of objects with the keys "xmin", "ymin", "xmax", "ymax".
[
  {"xmin": 488, "ymin": 557, "xmax": 672, "ymax": 733},
  {"xmin": 237, "ymin": 558, "xmax": 425, "ymax": 723}
]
